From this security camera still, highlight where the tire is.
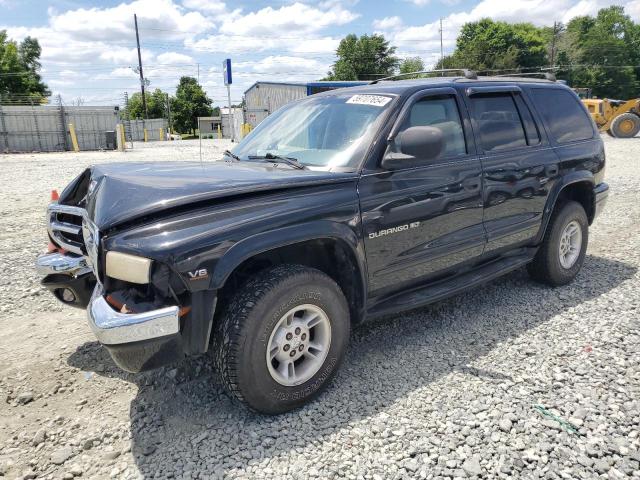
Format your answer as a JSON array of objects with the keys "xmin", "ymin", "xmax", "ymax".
[
  {"xmin": 212, "ymin": 264, "xmax": 350, "ymax": 414},
  {"xmin": 610, "ymin": 113, "xmax": 640, "ymax": 138},
  {"xmin": 527, "ymin": 200, "xmax": 588, "ymax": 286}
]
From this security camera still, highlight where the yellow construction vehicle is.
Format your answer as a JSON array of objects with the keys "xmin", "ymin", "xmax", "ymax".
[{"xmin": 581, "ymin": 97, "xmax": 640, "ymax": 138}]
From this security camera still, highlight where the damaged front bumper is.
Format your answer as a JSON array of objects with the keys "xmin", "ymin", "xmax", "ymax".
[
  {"xmin": 38, "ymin": 253, "xmax": 218, "ymax": 373},
  {"xmin": 37, "ymin": 252, "xmax": 96, "ymax": 308},
  {"xmin": 87, "ymin": 285, "xmax": 185, "ymax": 372}
]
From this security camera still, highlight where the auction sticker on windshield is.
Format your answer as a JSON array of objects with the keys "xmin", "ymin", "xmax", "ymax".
[{"xmin": 346, "ymin": 95, "xmax": 392, "ymax": 107}]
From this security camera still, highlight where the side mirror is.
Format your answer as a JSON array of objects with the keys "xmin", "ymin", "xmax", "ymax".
[{"xmin": 381, "ymin": 126, "xmax": 444, "ymax": 170}]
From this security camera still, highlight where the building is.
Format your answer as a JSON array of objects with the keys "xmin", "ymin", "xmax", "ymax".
[
  {"xmin": 197, "ymin": 108, "xmax": 244, "ymax": 141},
  {"xmin": 243, "ymin": 81, "xmax": 368, "ymax": 129},
  {"xmin": 197, "ymin": 116, "xmax": 222, "ymax": 136}
]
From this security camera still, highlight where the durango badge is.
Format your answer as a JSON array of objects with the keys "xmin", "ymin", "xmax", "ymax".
[
  {"xmin": 369, "ymin": 222, "xmax": 420, "ymax": 239},
  {"xmin": 187, "ymin": 268, "xmax": 209, "ymax": 281}
]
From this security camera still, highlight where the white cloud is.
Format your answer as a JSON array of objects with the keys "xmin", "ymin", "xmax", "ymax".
[
  {"xmin": 408, "ymin": 0, "xmax": 430, "ymax": 5},
  {"xmin": 373, "ymin": 16, "xmax": 404, "ymax": 31},
  {"xmin": 237, "ymin": 55, "xmax": 330, "ymax": 77},
  {"xmin": 188, "ymin": 33, "xmax": 340, "ymax": 56},
  {"xmin": 58, "ymin": 69, "xmax": 75, "ymax": 76},
  {"xmin": 48, "ymin": 79, "xmax": 76, "ymax": 87},
  {"xmin": 94, "ymin": 67, "xmax": 140, "ymax": 81},
  {"xmin": 156, "ymin": 52, "xmax": 196, "ymax": 65},
  {"xmin": 218, "ymin": 2, "xmax": 358, "ymax": 36},
  {"xmin": 49, "ymin": 0, "xmax": 213, "ymax": 42},
  {"xmin": 182, "ymin": 0, "xmax": 227, "ymax": 14},
  {"xmin": 289, "ymin": 37, "xmax": 340, "ymax": 54},
  {"xmin": 628, "ymin": 0, "xmax": 640, "ymax": 20}
]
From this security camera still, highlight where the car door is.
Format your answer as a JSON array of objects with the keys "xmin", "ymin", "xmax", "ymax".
[
  {"xmin": 359, "ymin": 87, "xmax": 486, "ymax": 298},
  {"xmin": 464, "ymin": 85, "xmax": 559, "ymax": 254}
]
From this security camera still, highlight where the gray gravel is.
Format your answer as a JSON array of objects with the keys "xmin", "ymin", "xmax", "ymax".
[{"xmin": 0, "ymin": 137, "xmax": 639, "ymax": 479}]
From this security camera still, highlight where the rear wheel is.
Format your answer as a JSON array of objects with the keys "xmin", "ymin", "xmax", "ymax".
[
  {"xmin": 610, "ymin": 113, "xmax": 640, "ymax": 138},
  {"xmin": 212, "ymin": 264, "xmax": 350, "ymax": 414},
  {"xmin": 527, "ymin": 200, "xmax": 588, "ymax": 286}
]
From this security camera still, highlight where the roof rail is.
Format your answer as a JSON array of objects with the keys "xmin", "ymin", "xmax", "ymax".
[
  {"xmin": 370, "ymin": 69, "xmax": 478, "ymax": 84},
  {"xmin": 494, "ymin": 72, "xmax": 557, "ymax": 81}
]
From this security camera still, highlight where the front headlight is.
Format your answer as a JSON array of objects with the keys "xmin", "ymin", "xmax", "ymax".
[{"xmin": 105, "ymin": 251, "xmax": 152, "ymax": 284}]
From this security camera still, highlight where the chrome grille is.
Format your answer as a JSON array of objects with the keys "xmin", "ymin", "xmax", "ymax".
[{"xmin": 47, "ymin": 204, "xmax": 88, "ymax": 256}]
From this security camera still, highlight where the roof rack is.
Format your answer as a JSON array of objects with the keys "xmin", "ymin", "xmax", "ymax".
[
  {"xmin": 370, "ymin": 69, "xmax": 478, "ymax": 84},
  {"xmin": 493, "ymin": 72, "xmax": 557, "ymax": 81}
]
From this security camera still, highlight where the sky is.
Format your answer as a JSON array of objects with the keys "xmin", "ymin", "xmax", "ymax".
[{"xmin": 1, "ymin": 0, "xmax": 639, "ymax": 107}]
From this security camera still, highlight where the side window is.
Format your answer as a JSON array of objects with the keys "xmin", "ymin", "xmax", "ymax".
[
  {"xmin": 532, "ymin": 89, "xmax": 594, "ymax": 143},
  {"xmin": 399, "ymin": 95, "xmax": 467, "ymax": 159},
  {"xmin": 470, "ymin": 94, "xmax": 527, "ymax": 152},
  {"xmin": 514, "ymin": 94, "xmax": 541, "ymax": 145}
]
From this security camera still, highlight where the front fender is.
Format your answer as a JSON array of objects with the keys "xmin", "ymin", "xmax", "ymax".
[{"xmin": 211, "ymin": 219, "xmax": 367, "ymax": 291}]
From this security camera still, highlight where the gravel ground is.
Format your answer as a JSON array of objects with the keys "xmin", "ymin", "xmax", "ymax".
[{"xmin": 0, "ymin": 137, "xmax": 639, "ymax": 480}]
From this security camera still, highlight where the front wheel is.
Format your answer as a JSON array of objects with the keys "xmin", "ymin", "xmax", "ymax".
[
  {"xmin": 527, "ymin": 200, "xmax": 588, "ymax": 286},
  {"xmin": 212, "ymin": 265, "xmax": 350, "ymax": 414}
]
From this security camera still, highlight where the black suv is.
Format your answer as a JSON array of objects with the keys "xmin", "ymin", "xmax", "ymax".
[{"xmin": 37, "ymin": 74, "xmax": 608, "ymax": 413}]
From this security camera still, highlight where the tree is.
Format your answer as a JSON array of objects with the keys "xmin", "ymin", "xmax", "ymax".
[
  {"xmin": 126, "ymin": 88, "xmax": 168, "ymax": 119},
  {"xmin": 0, "ymin": 31, "xmax": 50, "ymax": 104},
  {"xmin": 555, "ymin": 6, "xmax": 640, "ymax": 98},
  {"xmin": 325, "ymin": 34, "xmax": 399, "ymax": 81},
  {"xmin": 399, "ymin": 57, "xmax": 425, "ymax": 78},
  {"xmin": 437, "ymin": 19, "xmax": 548, "ymax": 72},
  {"xmin": 170, "ymin": 76, "xmax": 213, "ymax": 134}
]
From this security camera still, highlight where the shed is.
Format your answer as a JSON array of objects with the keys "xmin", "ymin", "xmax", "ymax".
[
  {"xmin": 243, "ymin": 81, "xmax": 368, "ymax": 128},
  {"xmin": 198, "ymin": 116, "xmax": 222, "ymax": 135}
]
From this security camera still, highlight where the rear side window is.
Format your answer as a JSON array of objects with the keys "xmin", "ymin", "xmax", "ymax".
[
  {"xmin": 470, "ymin": 94, "xmax": 527, "ymax": 152},
  {"xmin": 532, "ymin": 89, "xmax": 594, "ymax": 143}
]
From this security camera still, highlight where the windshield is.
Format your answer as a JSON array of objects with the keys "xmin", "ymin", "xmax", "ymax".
[{"xmin": 231, "ymin": 93, "xmax": 395, "ymax": 170}]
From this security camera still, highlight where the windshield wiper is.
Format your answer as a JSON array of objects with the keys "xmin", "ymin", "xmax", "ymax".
[
  {"xmin": 248, "ymin": 152, "xmax": 307, "ymax": 170},
  {"xmin": 223, "ymin": 149, "xmax": 241, "ymax": 162}
]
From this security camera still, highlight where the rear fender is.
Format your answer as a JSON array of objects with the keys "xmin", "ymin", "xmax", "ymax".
[{"xmin": 535, "ymin": 171, "xmax": 595, "ymax": 244}]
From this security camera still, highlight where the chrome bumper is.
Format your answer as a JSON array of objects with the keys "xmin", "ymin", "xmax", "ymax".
[
  {"xmin": 36, "ymin": 251, "xmax": 91, "ymax": 276},
  {"xmin": 87, "ymin": 286, "xmax": 180, "ymax": 345}
]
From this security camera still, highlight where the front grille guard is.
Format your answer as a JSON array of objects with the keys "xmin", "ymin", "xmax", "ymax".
[{"xmin": 47, "ymin": 203, "xmax": 99, "ymax": 275}]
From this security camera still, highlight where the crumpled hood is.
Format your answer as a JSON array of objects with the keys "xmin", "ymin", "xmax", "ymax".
[{"xmin": 79, "ymin": 161, "xmax": 357, "ymax": 230}]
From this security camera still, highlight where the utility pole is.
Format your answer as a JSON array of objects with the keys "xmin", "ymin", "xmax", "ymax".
[
  {"xmin": 439, "ymin": 18, "xmax": 444, "ymax": 75},
  {"xmin": 134, "ymin": 13, "xmax": 147, "ymax": 118},
  {"xmin": 166, "ymin": 93, "xmax": 172, "ymax": 134},
  {"xmin": 550, "ymin": 21, "xmax": 558, "ymax": 68},
  {"xmin": 197, "ymin": 63, "xmax": 200, "ymax": 83}
]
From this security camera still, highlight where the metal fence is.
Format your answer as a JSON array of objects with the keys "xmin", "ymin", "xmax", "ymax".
[
  {"xmin": 0, "ymin": 103, "xmax": 167, "ymax": 153},
  {"xmin": 0, "ymin": 104, "xmax": 121, "ymax": 153},
  {"xmin": 125, "ymin": 118, "xmax": 167, "ymax": 142}
]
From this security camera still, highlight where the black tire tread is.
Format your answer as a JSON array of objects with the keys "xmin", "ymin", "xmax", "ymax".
[
  {"xmin": 527, "ymin": 200, "xmax": 587, "ymax": 286},
  {"xmin": 610, "ymin": 112, "xmax": 640, "ymax": 138},
  {"xmin": 212, "ymin": 264, "xmax": 344, "ymax": 410}
]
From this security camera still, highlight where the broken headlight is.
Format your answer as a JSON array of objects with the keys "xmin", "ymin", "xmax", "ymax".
[{"xmin": 105, "ymin": 251, "xmax": 152, "ymax": 284}]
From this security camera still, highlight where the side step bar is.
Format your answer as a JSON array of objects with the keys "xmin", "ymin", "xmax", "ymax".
[{"xmin": 367, "ymin": 253, "xmax": 533, "ymax": 319}]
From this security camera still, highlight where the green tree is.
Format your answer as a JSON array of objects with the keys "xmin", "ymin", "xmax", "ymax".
[
  {"xmin": 325, "ymin": 34, "xmax": 399, "ymax": 81},
  {"xmin": 399, "ymin": 57, "xmax": 425, "ymax": 78},
  {"xmin": 170, "ymin": 76, "xmax": 213, "ymax": 134},
  {"xmin": 556, "ymin": 6, "xmax": 640, "ymax": 98},
  {"xmin": 437, "ymin": 19, "xmax": 548, "ymax": 72},
  {"xmin": 126, "ymin": 88, "xmax": 169, "ymax": 119},
  {"xmin": 0, "ymin": 31, "xmax": 50, "ymax": 104}
]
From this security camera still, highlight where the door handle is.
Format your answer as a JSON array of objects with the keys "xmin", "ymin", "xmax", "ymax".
[
  {"xmin": 462, "ymin": 179, "xmax": 481, "ymax": 192},
  {"xmin": 545, "ymin": 165, "xmax": 559, "ymax": 177}
]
